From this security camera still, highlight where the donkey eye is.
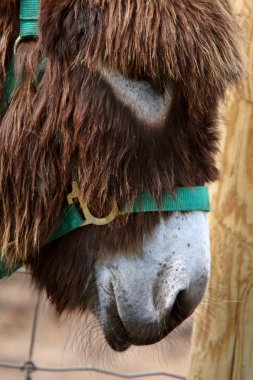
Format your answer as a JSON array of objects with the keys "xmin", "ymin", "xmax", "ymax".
[{"xmin": 98, "ymin": 67, "xmax": 174, "ymax": 126}]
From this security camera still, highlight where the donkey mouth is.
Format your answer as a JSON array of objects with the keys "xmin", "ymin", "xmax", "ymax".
[
  {"xmin": 98, "ymin": 67, "xmax": 173, "ymax": 126},
  {"xmin": 94, "ymin": 296, "xmax": 185, "ymax": 352},
  {"xmin": 98, "ymin": 307, "xmax": 183, "ymax": 352},
  {"xmin": 99, "ymin": 306, "xmax": 132, "ymax": 352}
]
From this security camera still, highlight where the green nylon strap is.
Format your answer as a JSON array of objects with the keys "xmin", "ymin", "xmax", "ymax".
[
  {"xmin": 0, "ymin": 262, "xmax": 21, "ymax": 280},
  {"xmin": 128, "ymin": 186, "xmax": 210, "ymax": 213},
  {"xmin": 2, "ymin": 0, "xmax": 40, "ymax": 105},
  {"xmin": 3, "ymin": 58, "xmax": 15, "ymax": 105},
  {"xmin": 52, "ymin": 186, "xmax": 211, "ymax": 241},
  {"xmin": 51, "ymin": 204, "xmax": 85, "ymax": 242},
  {"xmin": 20, "ymin": 0, "xmax": 40, "ymax": 39},
  {"xmin": 0, "ymin": 187, "xmax": 210, "ymax": 279}
]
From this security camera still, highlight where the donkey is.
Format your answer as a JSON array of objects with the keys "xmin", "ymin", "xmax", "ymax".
[{"xmin": 0, "ymin": 0, "xmax": 242, "ymax": 351}]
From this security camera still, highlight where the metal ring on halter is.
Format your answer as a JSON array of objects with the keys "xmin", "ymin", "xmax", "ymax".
[
  {"xmin": 14, "ymin": 36, "xmax": 22, "ymax": 55},
  {"xmin": 67, "ymin": 182, "xmax": 124, "ymax": 227},
  {"xmin": 14, "ymin": 36, "xmax": 37, "ymax": 55}
]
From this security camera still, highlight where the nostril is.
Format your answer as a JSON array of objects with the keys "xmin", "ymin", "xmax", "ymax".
[
  {"xmin": 169, "ymin": 288, "xmax": 201, "ymax": 326},
  {"xmin": 170, "ymin": 290, "xmax": 191, "ymax": 323}
]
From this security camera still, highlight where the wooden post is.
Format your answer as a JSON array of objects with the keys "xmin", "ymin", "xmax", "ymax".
[{"xmin": 188, "ymin": 1, "xmax": 253, "ymax": 379}]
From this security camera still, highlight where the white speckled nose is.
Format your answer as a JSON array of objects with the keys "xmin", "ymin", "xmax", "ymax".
[{"xmin": 91, "ymin": 212, "xmax": 210, "ymax": 351}]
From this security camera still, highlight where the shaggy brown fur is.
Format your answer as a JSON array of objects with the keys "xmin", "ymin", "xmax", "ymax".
[{"xmin": 0, "ymin": 0, "xmax": 242, "ymax": 312}]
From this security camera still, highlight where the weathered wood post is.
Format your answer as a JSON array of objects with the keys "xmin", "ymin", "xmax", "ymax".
[{"xmin": 188, "ymin": 1, "xmax": 253, "ymax": 379}]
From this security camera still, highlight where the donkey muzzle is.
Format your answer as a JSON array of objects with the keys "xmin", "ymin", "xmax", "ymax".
[{"xmin": 90, "ymin": 212, "xmax": 210, "ymax": 351}]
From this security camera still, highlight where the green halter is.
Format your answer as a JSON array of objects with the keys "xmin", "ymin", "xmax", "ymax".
[{"xmin": 0, "ymin": 0, "xmax": 211, "ymax": 279}]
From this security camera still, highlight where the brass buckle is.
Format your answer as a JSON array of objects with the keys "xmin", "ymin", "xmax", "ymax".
[{"xmin": 67, "ymin": 182, "xmax": 121, "ymax": 226}]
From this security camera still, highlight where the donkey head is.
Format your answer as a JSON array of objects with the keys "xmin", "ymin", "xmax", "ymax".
[{"xmin": 0, "ymin": 0, "xmax": 241, "ymax": 351}]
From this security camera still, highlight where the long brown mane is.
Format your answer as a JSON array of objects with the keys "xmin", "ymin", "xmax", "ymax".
[{"xmin": 0, "ymin": 0, "xmax": 242, "ymax": 312}]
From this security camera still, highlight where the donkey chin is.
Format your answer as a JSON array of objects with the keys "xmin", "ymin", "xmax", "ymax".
[{"xmin": 88, "ymin": 212, "xmax": 210, "ymax": 352}]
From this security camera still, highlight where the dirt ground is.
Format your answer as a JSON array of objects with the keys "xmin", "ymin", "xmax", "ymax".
[{"xmin": 0, "ymin": 271, "xmax": 191, "ymax": 380}]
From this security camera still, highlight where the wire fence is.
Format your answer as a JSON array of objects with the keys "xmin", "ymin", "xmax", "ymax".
[{"xmin": 0, "ymin": 270, "xmax": 187, "ymax": 380}]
